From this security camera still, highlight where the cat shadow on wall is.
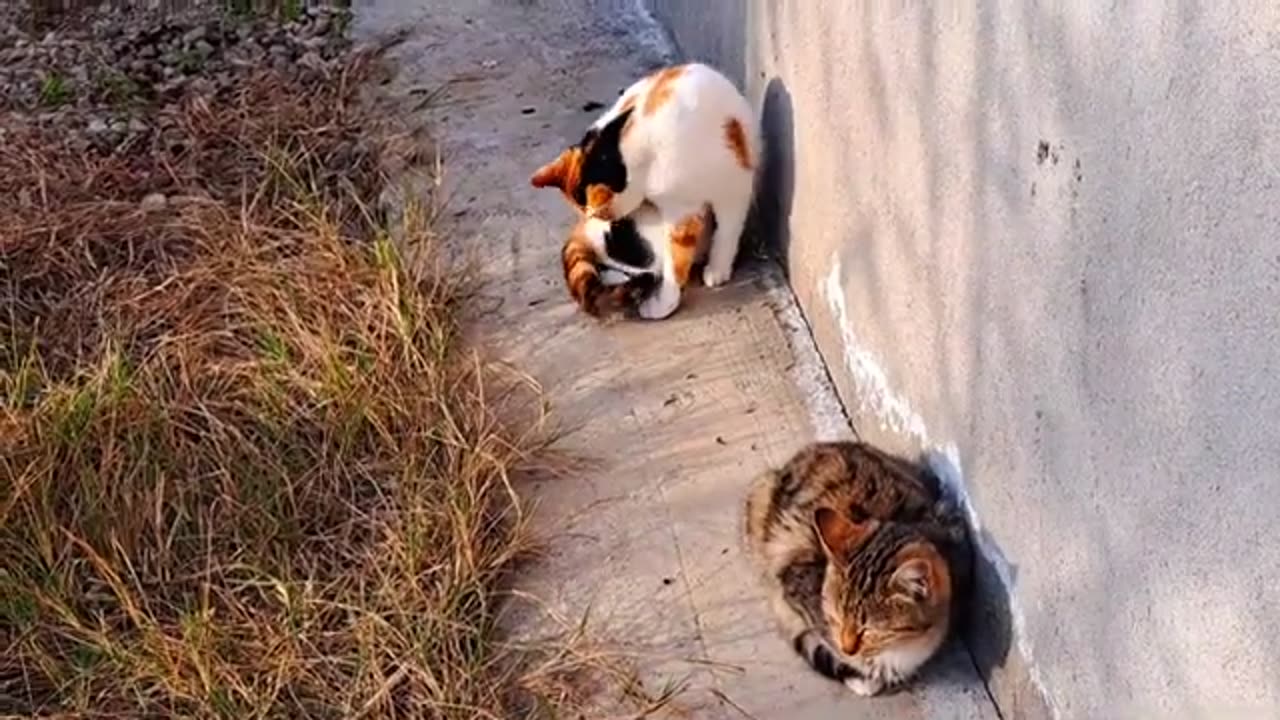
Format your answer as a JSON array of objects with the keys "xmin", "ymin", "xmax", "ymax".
[
  {"xmin": 750, "ymin": 78, "xmax": 796, "ymax": 270},
  {"xmin": 920, "ymin": 448, "xmax": 1016, "ymax": 691}
]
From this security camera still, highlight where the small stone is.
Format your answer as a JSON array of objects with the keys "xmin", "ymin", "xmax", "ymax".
[
  {"xmin": 87, "ymin": 117, "xmax": 109, "ymax": 134},
  {"xmin": 42, "ymin": 31, "xmax": 57, "ymax": 44},
  {"xmin": 127, "ymin": 118, "xmax": 147, "ymax": 134},
  {"xmin": 194, "ymin": 39, "xmax": 214, "ymax": 57},
  {"xmin": 140, "ymin": 193, "xmax": 167, "ymax": 212},
  {"xmin": 298, "ymin": 51, "xmax": 325, "ymax": 71},
  {"xmin": 182, "ymin": 26, "xmax": 206, "ymax": 46}
]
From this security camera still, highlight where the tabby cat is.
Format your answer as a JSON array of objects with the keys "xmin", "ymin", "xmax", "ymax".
[
  {"xmin": 531, "ymin": 62, "xmax": 756, "ymax": 319},
  {"xmin": 743, "ymin": 441, "xmax": 971, "ymax": 696},
  {"xmin": 560, "ymin": 201, "xmax": 713, "ymax": 317}
]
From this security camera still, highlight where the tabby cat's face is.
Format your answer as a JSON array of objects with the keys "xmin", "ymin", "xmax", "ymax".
[{"xmin": 815, "ymin": 508, "xmax": 952, "ymax": 660}]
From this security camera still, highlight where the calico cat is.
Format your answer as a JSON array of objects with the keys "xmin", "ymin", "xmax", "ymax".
[
  {"xmin": 531, "ymin": 62, "xmax": 757, "ymax": 319},
  {"xmin": 743, "ymin": 441, "xmax": 972, "ymax": 696},
  {"xmin": 560, "ymin": 202, "xmax": 714, "ymax": 318}
]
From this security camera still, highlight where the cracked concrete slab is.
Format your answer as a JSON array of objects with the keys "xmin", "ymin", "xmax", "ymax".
[{"xmin": 355, "ymin": 1, "xmax": 1000, "ymax": 717}]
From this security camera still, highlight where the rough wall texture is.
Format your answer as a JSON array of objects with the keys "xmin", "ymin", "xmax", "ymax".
[{"xmin": 643, "ymin": 1, "xmax": 1280, "ymax": 718}]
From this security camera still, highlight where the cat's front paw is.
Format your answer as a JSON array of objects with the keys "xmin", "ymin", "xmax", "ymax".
[
  {"xmin": 638, "ymin": 288, "xmax": 680, "ymax": 320},
  {"xmin": 844, "ymin": 675, "xmax": 885, "ymax": 697},
  {"xmin": 702, "ymin": 265, "xmax": 733, "ymax": 288}
]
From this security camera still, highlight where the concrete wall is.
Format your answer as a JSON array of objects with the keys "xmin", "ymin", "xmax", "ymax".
[{"xmin": 642, "ymin": 1, "xmax": 1280, "ymax": 718}]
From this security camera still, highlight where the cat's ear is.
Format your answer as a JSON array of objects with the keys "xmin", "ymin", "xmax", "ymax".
[
  {"xmin": 531, "ymin": 151, "xmax": 572, "ymax": 190},
  {"xmin": 814, "ymin": 507, "xmax": 877, "ymax": 558},
  {"xmin": 890, "ymin": 552, "xmax": 943, "ymax": 602}
]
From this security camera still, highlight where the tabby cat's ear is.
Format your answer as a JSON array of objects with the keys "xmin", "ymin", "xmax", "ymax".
[
  {"xmin": 530, "ymin": 151, "xmax": 571, "ymax": 190},
  {"xmin": 814, "ymin": 507, "xmax": 877, "ymax": 558},
  {"xmin": 890, "ymin": 557, "xmax": 937, "ymax": 602}
]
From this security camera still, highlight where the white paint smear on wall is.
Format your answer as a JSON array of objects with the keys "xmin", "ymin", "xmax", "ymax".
[{"xmin": 822, "ymin": 257, "xmax": 1058, "ymax": 719}]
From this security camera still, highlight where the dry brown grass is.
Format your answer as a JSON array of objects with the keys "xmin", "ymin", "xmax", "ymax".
[{"xmin": 0, "ymin": 53, "xmax": 612, "ymax": 719}]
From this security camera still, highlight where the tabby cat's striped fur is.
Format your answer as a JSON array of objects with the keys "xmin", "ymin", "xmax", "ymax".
[{"xmin": 743, "ymin": 441, "xmax": 972, "ymax": 696}]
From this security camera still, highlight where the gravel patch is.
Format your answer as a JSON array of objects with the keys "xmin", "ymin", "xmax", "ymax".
[{"xmin": 1, "ymin": 2, "xmax": 352, "ymax": 151}]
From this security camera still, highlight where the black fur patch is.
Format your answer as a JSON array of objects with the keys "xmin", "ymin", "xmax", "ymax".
[
  {"xmin": 625, "ymin": 272, "xmax": 659, "ymax": 295},
  {"xmin": 573, "ymin": 108, "xmax": 633, "ymax": 207},
  {"xmin": 794, "ymin": 631, "xmax": 859, "ymax": 681},
  {"xmin": 779, "ymin": 561, "xmax": 826, "ymax": 608},
  {"xmin": 619, "ymin": 272, "xmax": 660, "ymax": 314},
  {"xmin": 603, "ymin": 216, "xmax": 654, "ymax": 269}
]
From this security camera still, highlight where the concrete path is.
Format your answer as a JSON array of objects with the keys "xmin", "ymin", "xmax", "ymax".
[{"xmin": 356, "ymin": 1, "xmax": 999, "ymax": 717}]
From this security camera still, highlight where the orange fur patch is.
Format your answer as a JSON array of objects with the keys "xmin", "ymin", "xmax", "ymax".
[
  {"xmin": 723, "ymin": 117, "xmax": 753, "ymax": 170},
  {"xmin": 668, "ymin": 210, "xmax": 706, "ymax": 287},
  {"xmin": 840, "ymin": 625, "xmax": 864, "ymax": 656},
  {"xmin": 669, "ymin": 212, "xmax": 704, "ymax": 248},
  {"xmin": 562, "ymin": 226, "xmax": 604, "ymax": 315},
  {"xmin": 585, "ymin": 185, "xmax": 616, "ymax": 218},
  {"xmin": 643, "ymin": 64, "xmax": 687, "ymax": 116}
]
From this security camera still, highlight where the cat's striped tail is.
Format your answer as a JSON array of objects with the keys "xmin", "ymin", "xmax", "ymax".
[
  {"xmin": 793, "ymin": 630, "xmax": 861, "ymax": 682},
  {"xmin": 561, "ymin": 233, "xmax": 654, "ymax": 316}
]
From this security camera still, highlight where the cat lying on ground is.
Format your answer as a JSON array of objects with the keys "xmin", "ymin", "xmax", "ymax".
[
  {"xmin": 532, "ymin": 62, "xmax": 756, "ymax": 319},
  {"xmin": 743, "ymin": 441, "xmax": 973, "ymax": 696}
]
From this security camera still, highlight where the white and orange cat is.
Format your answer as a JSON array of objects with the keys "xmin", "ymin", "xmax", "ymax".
[{"xmin": 531, "ymin": 63, "xmax": 758, "ymax": 319}]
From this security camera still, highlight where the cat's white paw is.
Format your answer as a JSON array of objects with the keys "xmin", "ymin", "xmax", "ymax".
[
  {"xmin": 844, "ymin": 676, "xmax": 884, "ymax": 697},
  {"xmin": 638, "ymin": 288, "xmax": 680, "ymax": 320},
  {"xmin": 702, "ymin": 265, "xmax": 733, "ymax": 288},
  {"xmin": 599, "ymin": 269, "xmax": 630, "ymax": 287}
]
